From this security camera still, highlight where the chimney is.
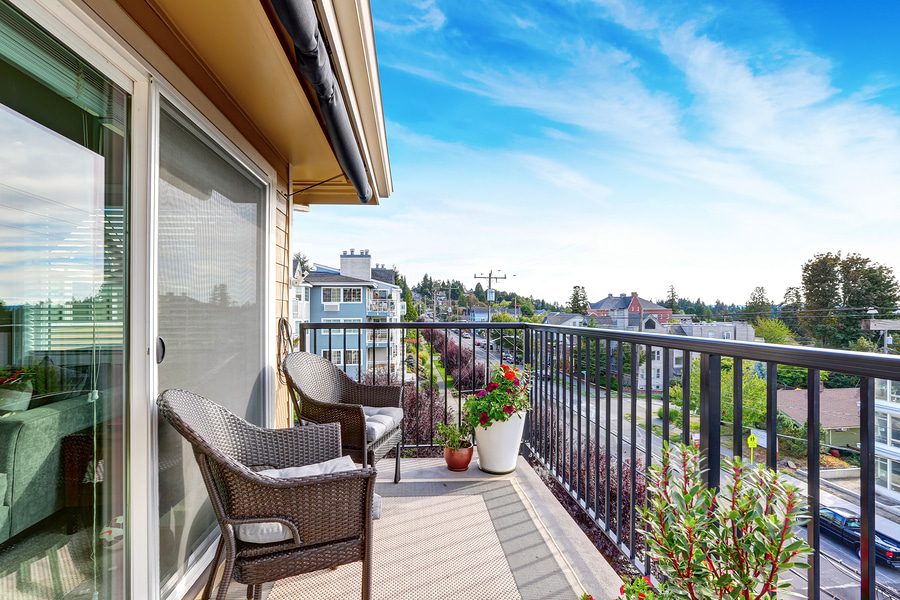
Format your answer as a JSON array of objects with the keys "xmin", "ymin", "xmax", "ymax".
[
  {"xmin": 620, "ymin": 293, "xmax": 626, "ymax": 298},
  {"xmin": 631, "ymin": 292, "xmax": 638, "ymax": 299},
  {"xmin": 340, "ymin": 249, "xmax": 372, "ymax": 280},
  {"xmin": 607, "ymin": 293, "xmax": 613, "ymax": 298}
]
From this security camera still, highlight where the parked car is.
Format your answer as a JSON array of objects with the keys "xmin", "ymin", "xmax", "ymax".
[
  {"xmin": 820, "ymin": 506, "xmax": 900, "ymax": 567},
  {"xmin": 462, "ymin": 331, "xmax": 472, "ymax": 339}
]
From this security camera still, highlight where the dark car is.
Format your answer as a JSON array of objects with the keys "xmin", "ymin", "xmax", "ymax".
[{"xmin": 820, "ymin": 507, "xmax": 900, "ymax": 568}]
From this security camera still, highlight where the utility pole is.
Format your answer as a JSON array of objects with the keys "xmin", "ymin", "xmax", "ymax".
[{"xmin": 474, "ymin": 270, "xmax": 508, "ymax": 322}]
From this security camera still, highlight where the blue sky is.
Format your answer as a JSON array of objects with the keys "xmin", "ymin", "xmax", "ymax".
[{"xmin": 294, "ymin": 0, "xmax": 900, "ymax": 305}]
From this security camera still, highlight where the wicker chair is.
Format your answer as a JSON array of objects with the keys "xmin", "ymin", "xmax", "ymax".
[
  {"xmin": 157, "ymin": 389, "xmax": 376, "ymax": 600},
  {"xmin": 283, "ymin": 352, "xmax": 404, "ymax": 483}
]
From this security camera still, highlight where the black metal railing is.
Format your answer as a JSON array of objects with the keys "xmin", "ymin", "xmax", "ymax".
[{"xmin": 296, "ymin": 320, "xmax": 900, "ymax": 600}]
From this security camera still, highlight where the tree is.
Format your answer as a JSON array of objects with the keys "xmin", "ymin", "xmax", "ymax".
[
  {"xmin": 664, "ymin": 285, "xmax": 678, "ymax": 310},
  {"xmin": 568, "ymin": 285, "xmax": 589, "ymax": 315},
  {"xmin": 744, "ymin": 286, "xmax": 772, "ymax": 324},
  {"xmin": 292, "ymin": 252, "xmax": 309, "ymax": 278},
  {"xmin": 754, "ymin": 318, "xmax": 795, "ymax": 345},
  {"xmin": 801, "ymin": 252, "xmax": 899, "ymax": 348},
  {"xmin": 403, "ymin": 288, "xmax": 418, "ymax": 322},
  {"xmin": 779, "ymin": 286, "xmax": 804, "ymax": 337},
  {"xmin": 474, "ymin": 282, "xmax": 486, "ymax": 302},
  {"xmin": 209, "ymin": 283, "xmax": 232, "ymax": 307}
]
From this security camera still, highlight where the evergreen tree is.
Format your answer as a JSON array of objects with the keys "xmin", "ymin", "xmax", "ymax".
[
  {"xmin": 744, "ymin": 286, "xmax": 772, "ymax": 324},
  {"xmin": 568, "ymin": 286, "xmax": 589, "ymax": 314},
  {"xmin": 664, "ymin": 285, "xmax": 678, "ymax": 310}
]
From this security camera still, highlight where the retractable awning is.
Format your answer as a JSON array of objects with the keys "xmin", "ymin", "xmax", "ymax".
[{"xmin": 270, "ymin": 0, "xmax": 373, "ymax": 203}]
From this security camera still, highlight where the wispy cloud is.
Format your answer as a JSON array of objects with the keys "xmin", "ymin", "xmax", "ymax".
[
  {"xmin": 297, "ymin": 0, "xmax": 900, "ymax": 304},
  {"xmin": 375, "ymin": 0, "xmax": 446, "ymax": 34}
]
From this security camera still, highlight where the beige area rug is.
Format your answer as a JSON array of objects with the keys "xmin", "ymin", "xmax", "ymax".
[{"xmin": 269, "ymin": 494, "xmax": 522, "ymax": 600}]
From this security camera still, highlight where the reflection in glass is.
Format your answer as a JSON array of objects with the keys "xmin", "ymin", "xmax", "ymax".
[
  {"xmin": 156, "ymin": 100, "xmax": 265, "ymax": 591},
  {"xmin": 0, "ymin": 2, "xmax": 128, "ymax": 598}
]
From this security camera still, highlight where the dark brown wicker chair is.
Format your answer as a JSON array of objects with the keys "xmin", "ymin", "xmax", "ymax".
[
  {"xmin": 157, "ymin": 389, "xmax": 376, "ymax": 600},
  {"xmin": 283, "ymin": 352, "xmax": 403, "ymax": 483}
]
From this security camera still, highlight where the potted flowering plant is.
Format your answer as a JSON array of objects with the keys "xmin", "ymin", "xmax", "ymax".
[
  {"xmin": 0, "ymin": 366, "xmax": 34, "ymax": 413},
  {"xmin": 464, "ymin": 364, "xmax": 530, "ymax": 474},
  {"xmin": 434, "ymin": 422, "xmax": 474, "ymax": 471}
]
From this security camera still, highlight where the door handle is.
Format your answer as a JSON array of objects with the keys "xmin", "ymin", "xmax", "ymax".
[{"xmin": 156, "ymin": 336, "xmax": 166, "ymax": 365}]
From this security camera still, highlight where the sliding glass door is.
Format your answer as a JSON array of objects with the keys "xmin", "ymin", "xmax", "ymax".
[
  {"xmin": 0, "ymin": 2, "xmax": 128, "ymax": 598},
  {"xmin": 155, "ymin": 99, "xmax": 267, "ymax": 593}
]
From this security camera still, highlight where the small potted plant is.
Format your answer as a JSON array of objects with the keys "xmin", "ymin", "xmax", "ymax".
[
  {"xmin": 435, "ymin": 422, "xmax": 473, "ymax": 471},
  {"xmin": 0, "ymin": 366, "xmax": 34, "ymax": 413},
  {"xmin": 464, "ymin": 364, "xmax": 530, "ymax": 474}
]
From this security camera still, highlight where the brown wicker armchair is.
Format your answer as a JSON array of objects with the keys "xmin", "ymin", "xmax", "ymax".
[
  {"xmin": 157, "ymin": 389, "xmax": 376, "ymax": 600},
  {"xmin": 283, "ymin": 351, "xmax": 403, "ymax": 483}
]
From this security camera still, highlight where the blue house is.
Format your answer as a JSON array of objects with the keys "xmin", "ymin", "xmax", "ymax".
[{"xmin": 296, "ymin": 250, "xmax": 404, "ymax": 381}]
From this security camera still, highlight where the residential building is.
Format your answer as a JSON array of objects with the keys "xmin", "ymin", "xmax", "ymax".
[
  {"xmin": 0, "ymin": 1, "xmax": 390, "ymax": 598},
  {"xmin": 875, "ymin": 378, "xmax": 900, "ymax": 500},
  {"xmin": 778, "ymin": 387, "xmax": 861, "ymax": 448},
  {"xmin": 668, "ymin": 319, "xmax": 756, "ymax": 342},
  {"xmin": 298, "ymin": 250, "xmax": 405, "ymax": 381},
  {"xmin": 589, "ymin": 292, "xmax": 673, "ymax": 331},
  {"xmin": 544, "ymin": 312, "xmax": 587, "ymax": 327},
  {"xmin": 462, "ymin": 306, "xmax": 522, "ymax": 322}
]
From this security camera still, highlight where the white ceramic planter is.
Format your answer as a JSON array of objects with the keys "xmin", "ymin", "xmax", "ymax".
[{"xmin": 474, "ymin": 411, "xmax": 526, "ymax": 474}]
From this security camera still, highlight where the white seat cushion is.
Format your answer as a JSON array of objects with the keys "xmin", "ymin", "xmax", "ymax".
[
  {"xmin": 237, "ymin": 455, "xmax": 386, "ymax": 544},
  {"xmin": 362, "ymin": 406, "xmax": 403, "ymax": 442}
]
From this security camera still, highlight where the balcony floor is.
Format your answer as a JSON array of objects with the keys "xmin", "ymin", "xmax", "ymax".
[{"xmin": 212, "ymin": 455, "xmax": 621, "ymax": 600}]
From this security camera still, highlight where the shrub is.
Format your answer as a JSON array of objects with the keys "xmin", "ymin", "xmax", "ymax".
[{"xmin": 622, "ymin": 444, "xmax": 810, "ymax": 599}]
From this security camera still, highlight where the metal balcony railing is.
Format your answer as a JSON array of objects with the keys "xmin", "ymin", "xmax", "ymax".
[
  {"xmin": 294, "ymin": 320, "xmax": 900, "ymax": 599},
  {"xmin": 367, "ymin": 300, "xmax": 395, "ymax": 313}
]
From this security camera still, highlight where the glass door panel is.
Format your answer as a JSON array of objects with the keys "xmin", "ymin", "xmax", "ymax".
[
  {"xmin": 0, "ymin": 2, "xmax": 129, "ymax": 598},
  {"xmin": 156, "ymin": 99, "xmax": 266, "ymax": 590}
]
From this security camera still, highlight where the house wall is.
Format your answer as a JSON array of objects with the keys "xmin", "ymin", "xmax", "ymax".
[{"xmin": 274, "ymin": 184, "xmax": 292, "ymax": 427}]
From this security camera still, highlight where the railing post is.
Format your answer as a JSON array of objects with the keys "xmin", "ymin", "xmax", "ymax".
[
  {"xmin": 699, "ymin": 353, "xmax": 721, "ymax": 489},
  {"xmin": 860, "ymin": 377, "xmax": 876, "ymax": 599},
  {"xmin": 297, "ymin": 324, "xmax": 307, "ymax": 352},
  {"xmin": 806, "ymin": 370, "xmax": 820, "ymax": 600},
  {"xmin": 766, "ymin": 362, "xmax": 778, "ymax": 470}
]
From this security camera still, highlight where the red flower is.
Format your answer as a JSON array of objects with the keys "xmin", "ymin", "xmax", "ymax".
[
  {"xmin": 619, "ymin": 585, "xmax": 625, "ymax": 595},
  {"xmin": 486, "ymin": 382, "xmax": 499, "ymax": 392},
  {"xmin": 479, "ymin": 412, "xmax": 490, "ymax": 426},
  {"xmin": 644, "ymin": 576, "xmax": 652, "ymax": 587},
  {"xmin": 501, "ymin": 364, "xmax": 510, "ymax": 371},
  {"xmin": 504, "ymin": 370, "xmax": 516, "ymax": 380},
  {"xmin": 503, "ymin": 404, "xmax": 515, "ymax": 415}
]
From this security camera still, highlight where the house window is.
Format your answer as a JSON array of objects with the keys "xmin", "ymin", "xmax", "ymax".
[
  {"xmin": 343, "ymin": 287, "xmax": 362, "ymax": 303},
  {"xmin": 322, "ymin": 287, "xmax": 341, "ymax": 303},
  {"xmin": 723, "ymin": 332, "xmax": 732, "ymax": 339},
  {"xmin": 322, "ymin": 349, "xmax": 343, "ymax": 365},
  {"xmin": 891, "ymin": 415, "xmax": 900, "ymax": 447},
  {"xmin": 877, "ymin": 413, "xmax": 889, "ymax": 444},
  {"xmin": 345, "ymin": 350, "xmax": 360, "ymax": 365},
  {"xmin": 877, "ymin": 458, "xmax": 889, "ymax": 489},
  {"xmin": 892, "ymin": 460, "xmax": 900, "ymax": 493}
]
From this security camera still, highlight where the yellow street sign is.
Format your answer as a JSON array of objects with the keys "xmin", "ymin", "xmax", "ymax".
[{"xmin": 747, "ymin": 433, "xmax": 758, "ymax": 463}]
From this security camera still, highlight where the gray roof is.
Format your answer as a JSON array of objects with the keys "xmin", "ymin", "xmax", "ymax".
[
  {"xmin": 371, "ymin": 267, "xmax": 396, "ymax": 285},
  {"xmin": 590, "ymin": 294, "xmax": 665, "ymax": 311},
  {"xmin": 305, "ymin": 272, "xmax": 375, "ymax": 286},
  {"xmin": 584, "ymin": 314, "xmax": 614, "ymax": 327},
  {"xmin": 544, "ymin": 312, "xmax": 584, "ymax": 325}
]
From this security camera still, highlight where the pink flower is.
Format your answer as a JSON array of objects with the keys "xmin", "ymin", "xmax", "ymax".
[
  {"xmin": 486, "ymin": 382, "xmax": 499, "ymax": 392},
  {"xmin": 503, "ymin": 404, "xmax": 515, "ymax": 415},
  {"xmin": 479, "ymin": 412, "xmax": 490, "ymax": 426}
]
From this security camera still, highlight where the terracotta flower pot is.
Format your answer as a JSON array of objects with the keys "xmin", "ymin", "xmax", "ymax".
[{"xmin": 443, "ymin": 446, "xmax": 474, "ymax": 472}]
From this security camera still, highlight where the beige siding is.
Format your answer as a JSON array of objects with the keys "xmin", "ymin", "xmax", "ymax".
[{"xmin": 274, "ymin": 179, "xmax": 293, "ymax": 428}]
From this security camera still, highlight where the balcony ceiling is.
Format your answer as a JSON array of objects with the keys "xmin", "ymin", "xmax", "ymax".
[{"xmin": 111, "ymin": 0, "xmax": 378, "ymax": 204}]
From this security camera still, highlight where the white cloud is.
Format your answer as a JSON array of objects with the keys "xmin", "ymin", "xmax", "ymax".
[
  {"xmin": 376, "ymin": 0, "xmax": 446, "ymax": 34},
  {"xmin": 297, "ymin": 0, "xmax": 900, "ymax": 304}
]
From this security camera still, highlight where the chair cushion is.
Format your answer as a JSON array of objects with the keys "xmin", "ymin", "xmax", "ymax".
[
  {"xmin": 362, "ymin": 406, "xmax": 403, "ymax": 442},
  {"xmin": 235, "ymin": 455, "xmax": 382, "ymax": 544}
]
